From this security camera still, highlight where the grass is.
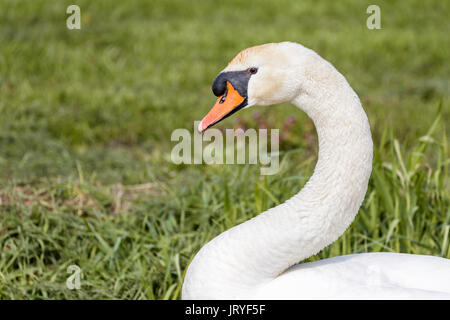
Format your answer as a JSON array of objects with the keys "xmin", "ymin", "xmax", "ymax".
[{"xmin": 0, "ymin": 0, "xmax": 449, "ymax": 299}]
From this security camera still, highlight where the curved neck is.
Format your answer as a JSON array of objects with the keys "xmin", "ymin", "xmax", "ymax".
[{"xmin": 182, "ymin": 59, "xmax": 373, "ymax": 300}]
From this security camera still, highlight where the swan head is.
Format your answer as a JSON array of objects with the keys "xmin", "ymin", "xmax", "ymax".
[{"xmin": 198, "ymin": 42, "xmax": 312, "ymax": 132}]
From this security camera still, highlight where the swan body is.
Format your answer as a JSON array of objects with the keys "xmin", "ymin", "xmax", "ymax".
[
  {"xmin": 182, "ymin": 42, "xmax": 450, "ymax": 299},
  {"xmin": 253, "ymin": 253, "xmax": 450, "ymax": 299}
]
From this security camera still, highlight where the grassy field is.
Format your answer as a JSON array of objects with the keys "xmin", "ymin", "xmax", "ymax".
[{"xmin": 0, "ymin": 0, "xmax": 449, "ymax": 299}]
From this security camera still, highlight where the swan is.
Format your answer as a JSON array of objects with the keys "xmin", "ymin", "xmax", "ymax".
[{"xmin": 182, "ymin": 42, "xmax": 450, "ymax": 299}]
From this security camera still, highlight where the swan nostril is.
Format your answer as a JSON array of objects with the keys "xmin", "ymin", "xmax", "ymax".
[{"xmin": 219, "ymin": 88, "xmax": 228, "ymax": 104}]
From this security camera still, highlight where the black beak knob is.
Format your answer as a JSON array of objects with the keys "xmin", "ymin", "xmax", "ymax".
[
  {"xmin": 211, "ymin": 70, "xmax": 251, "ymax": 98},
  {"xmin": 212, "ymin": 72, "xmax": 228, "ymax": 97}
]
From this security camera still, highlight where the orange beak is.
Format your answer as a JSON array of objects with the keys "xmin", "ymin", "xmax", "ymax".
[{"xmin": 198, "ymin": 81, "xmax": 246, "ymax": 132}]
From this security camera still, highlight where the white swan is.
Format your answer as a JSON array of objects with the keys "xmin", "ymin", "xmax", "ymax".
[{"xmin": 182, "ymin": 42, "xmax": 450, "ymax": 299}]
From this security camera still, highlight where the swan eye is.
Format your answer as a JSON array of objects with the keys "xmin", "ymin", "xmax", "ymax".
[{"xmin": 248, "ymin": 67, "xmax": 258, "ymax": 75}]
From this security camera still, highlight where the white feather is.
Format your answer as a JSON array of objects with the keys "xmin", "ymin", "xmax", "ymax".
[{"xmin": 182, "ymin": 42, "xmax": 450, "ymax": 300}]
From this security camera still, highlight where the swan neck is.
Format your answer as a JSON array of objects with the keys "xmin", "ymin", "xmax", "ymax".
[{"xmin": 182, "ymin": 58, "xmax": 373, "ymax": 299}]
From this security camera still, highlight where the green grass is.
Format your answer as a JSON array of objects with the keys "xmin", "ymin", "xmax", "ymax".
[{"xmin": 0, "ymin": 0, "xmax": 449, "ymax": 299}]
